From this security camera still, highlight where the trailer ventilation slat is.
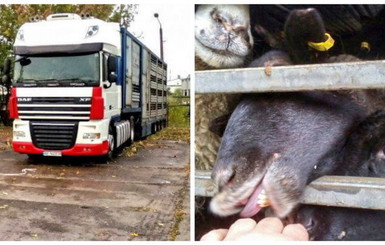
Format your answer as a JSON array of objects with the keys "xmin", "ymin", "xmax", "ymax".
[{"xmin": 30, "ymin": 121, "xmax": 78, "ymax": 150}]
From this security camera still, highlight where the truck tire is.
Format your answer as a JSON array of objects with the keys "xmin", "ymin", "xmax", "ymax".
[
  {"xmin": 129, "ymin": 116, "xmax": 135, "ymax": 144},
  {"xmin": 28, "ymin": 154, "xmax": 42, "ymax": 162},
  {"xmin": 102, "ymin": 126, "xmax": 116, "ymax": 162}
]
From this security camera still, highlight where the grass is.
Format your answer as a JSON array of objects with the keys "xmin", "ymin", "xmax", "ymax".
[
  {"xmin": 167, "ymin": 92, "xmax": 190, "ymax": 129},
  {"xmin": 148, "ymin": 127, "xmax": 189, "ymax": 143},
  {"xmin": 168, "ymin": 105, "xmax": 190, "ymax": 128}
]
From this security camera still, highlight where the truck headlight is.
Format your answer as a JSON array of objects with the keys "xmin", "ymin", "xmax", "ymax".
[
  {"xmin": 14, "ymin": 131, "xmax": 26, "ymax": 137},
  {"xmin": 83, "ymin": 133, "xmax": 101, "ymax": 139}
]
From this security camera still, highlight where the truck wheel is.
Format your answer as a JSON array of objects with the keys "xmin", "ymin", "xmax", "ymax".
[
  {"xmin": 28, "ymin": 154, "xmax": 42, "ymax": 162},
  {"xmin": 103, "ymin": 126, "xmax": 116, "ymax": 162},
  {"xmin": 129, "ymin": 116, "xmax": 135, "ymax": 144}
]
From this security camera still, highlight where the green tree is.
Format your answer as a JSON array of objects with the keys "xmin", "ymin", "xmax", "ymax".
[
  {"xmin": 173, "ymin": 88, "xmax": 183, "ymax": 97},
  {"xmin": 0, "ymin": 4, "xmax": 137, "ymax": 62}
]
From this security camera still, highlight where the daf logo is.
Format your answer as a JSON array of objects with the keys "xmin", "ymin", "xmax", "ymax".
[
  {"xmin": 79, "ymin": 98, "xmax": 91, "ymax": 102},
  {"xmin": 18, "ymin": 97, "xmax": 32, "ymax": 102}
]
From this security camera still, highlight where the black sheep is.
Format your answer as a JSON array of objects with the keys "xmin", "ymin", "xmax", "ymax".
[{"xmin": 297, "ymin": 110, "xmax": 385, "ymax": 241}]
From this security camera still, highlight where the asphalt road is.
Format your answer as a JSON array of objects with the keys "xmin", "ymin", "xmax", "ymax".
[{"xmin": 0, "ymin": 140, "xmax": 190, "ymax": 241}]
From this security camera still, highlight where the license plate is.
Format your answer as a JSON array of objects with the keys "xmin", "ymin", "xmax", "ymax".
[{"xmin": 43, "ymin": 151, "xmax": 62, "ymax": 157}]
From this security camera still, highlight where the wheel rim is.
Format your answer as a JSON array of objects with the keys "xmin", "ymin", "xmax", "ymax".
[{"xmin": 108, "ymin": 134, "xmax": 114, "ymax": 152}]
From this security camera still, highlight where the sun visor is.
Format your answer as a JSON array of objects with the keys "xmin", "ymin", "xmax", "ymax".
[{"xmin": 14, "ymin": 43, "xmax": 104, "ymax": 55}]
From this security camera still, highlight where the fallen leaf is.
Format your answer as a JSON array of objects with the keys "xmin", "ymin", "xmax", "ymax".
[{"xmin": 130, "ymin": 232, "xmax": 139, "ymax": 237}]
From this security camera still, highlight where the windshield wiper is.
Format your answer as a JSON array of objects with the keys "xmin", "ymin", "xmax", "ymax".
[
  {"xmin": 38, "ymin": 79, "xmax": 58, "ymax": 82},
  {"xmin": 58, "ymin": 78, "xmax": 97, "ymax": 86},
  {"xmin": 21, "ymin": 79, "xmax": 60, "ymax": 87},
  {"xmin": 34, "ymin": 79, "xmax": 60, "ymax": 86},
  {"xmin": 59, "ymin": 78, "xmax": 96, "ymax": 82},
  {"xmin": 19, "ymin": 79, "xmax": 37, "ymax": 83},
  {"xmin": 17, "ymin": 79, "xmax": 37, "ymax": 86}
]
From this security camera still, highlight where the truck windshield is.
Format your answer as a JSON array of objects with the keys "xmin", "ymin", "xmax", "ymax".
[{"xmin": 14, "ymin": 53, "xmax": 100, "ymax": 87}]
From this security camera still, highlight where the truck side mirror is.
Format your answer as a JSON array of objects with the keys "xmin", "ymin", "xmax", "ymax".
[
  {"xmin": 107, "ymin": 56, "xmax": 117, "ymax": 74},
  {"xmin": 3, "ymin": 58, "xmax": 11, "ymax": 75},
  {"xmin": 108, "ymin": 73, "xmax": 117, "ymax": 83},
  {"xmin": 103, "ymin": 74, "xmax": 117, "ymax": 89}
]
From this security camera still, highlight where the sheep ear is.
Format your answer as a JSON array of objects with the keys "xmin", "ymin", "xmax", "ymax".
[{"xmin": 209, "ymin": 114, "xmax": 231, "ymax": 137}]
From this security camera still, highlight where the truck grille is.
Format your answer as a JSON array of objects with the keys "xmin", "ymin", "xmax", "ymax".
[
  {"xmin": 30, "ymin": 121, "xmax": 78, "ymax": 150},
  {"xmin": 18, "ymin": 97, "xmax": 91, "ymax": 120}
]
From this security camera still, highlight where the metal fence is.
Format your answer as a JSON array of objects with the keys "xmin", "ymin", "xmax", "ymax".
[{"xmin": 195, "ymin": 60, "xmax": 385, "ymax": 210}]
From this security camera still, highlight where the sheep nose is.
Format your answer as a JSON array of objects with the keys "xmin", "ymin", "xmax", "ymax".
[
  {"xmin": 223, "ymin": 23, "xmax": 250, "ymax": 42},
  {"xmin": 234, "ymin": 26, "xmax": 250, "ymax": 43},
  {"xmin": 211, "ymin": 165, "xmax": 236, "ymax": 191}
]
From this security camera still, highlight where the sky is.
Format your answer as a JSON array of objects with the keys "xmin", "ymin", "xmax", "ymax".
[{"xmin": 128, "ymin": 4, "xmax": 194, "ymax": 80}]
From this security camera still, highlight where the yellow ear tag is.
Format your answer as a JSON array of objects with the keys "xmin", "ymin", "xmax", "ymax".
[
  {"xmin": 307, "ymin": 33, "xmax": 335, "ymax": 51},
  {"xmin": 361, "ymin": 42, "xmax": 371, "ymax": 52}
]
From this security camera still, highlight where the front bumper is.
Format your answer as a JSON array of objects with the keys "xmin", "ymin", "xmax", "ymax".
[{"xmin": 13, "ymin": 141, "xmax": 109, "ymax": 156}]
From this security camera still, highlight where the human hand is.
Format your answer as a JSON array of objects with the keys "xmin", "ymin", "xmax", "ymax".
[{"xmin": 200, "ymin": 217, "xmax": 309, "ymax": 241}]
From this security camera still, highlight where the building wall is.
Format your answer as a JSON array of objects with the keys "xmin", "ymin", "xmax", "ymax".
[{"xmin": 167, "ymin": 75, "xmax": 190, "ymax": 96}]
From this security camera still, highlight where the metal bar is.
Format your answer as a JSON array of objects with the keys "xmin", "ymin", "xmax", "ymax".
[
  {"xmin": 195, "ymin": 60, "xmax": 385, "ymax": 94},
  {"xmin": 195, "ymin": 170, "xmax": 385, "ymax": 210}
]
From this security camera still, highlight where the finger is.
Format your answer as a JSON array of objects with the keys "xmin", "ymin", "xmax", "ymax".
[
  {"xmin": 282, "ymin": 223, "xmax": 309, "ymax": 241},
  {"xmin": 224, "ymin": 218, "xmax": 257, "ymax": 240},
  {"xmin": 255, "ymin": 217, "xmax": 284, "ymax": 234},
  {"xmin": 228, "ymin": 218, "xmax": 258, "ymax": 233},
  {"xmin": 200, "ymin": 229, "xmax": 228, "ymax": 241}
]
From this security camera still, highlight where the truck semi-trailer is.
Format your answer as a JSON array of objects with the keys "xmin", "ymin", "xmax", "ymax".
[{"xmin": 3, "ymin": 13, "xmax": 168, "ymax": 160}]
